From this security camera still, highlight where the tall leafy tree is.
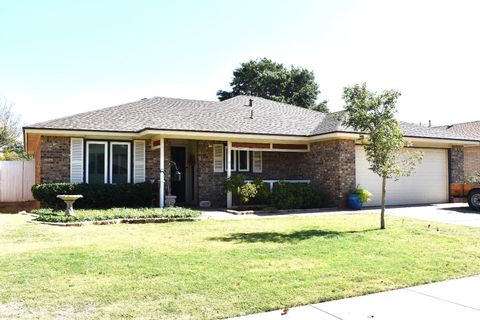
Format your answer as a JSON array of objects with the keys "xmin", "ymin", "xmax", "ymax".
[
  {"xmin": 343, "ymin": 83, "xmax": 422, "ymax": 229},
  {"xmin": 0, "ymin": 98, "xmax": 20, "ymax": 149},
  {"xmin": 217, "ymin": 58, "xmax": 328, "ymax": 112}
]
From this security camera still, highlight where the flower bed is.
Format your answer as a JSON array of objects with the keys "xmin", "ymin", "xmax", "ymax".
[{"xmin": 32, "ymin": 207, "xmax": 201, "ymax": 223}]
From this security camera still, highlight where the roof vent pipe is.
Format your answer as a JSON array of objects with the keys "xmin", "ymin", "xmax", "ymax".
[
  {"xmin": 250, "ymin": 110, "xmax": 254, "ymax": 119},
  {"xmin": 249, "ymin": 99, "xmax": 253, "ymax": 107}
]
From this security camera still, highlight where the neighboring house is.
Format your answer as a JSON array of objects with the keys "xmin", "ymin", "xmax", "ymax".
[
  {"xmin": 437, "ymin": 121, "xmax": 480, "ymax": 180},
  {"xmin": 23, "ymin": 96, "xmax": 480, "ymax": 208}
]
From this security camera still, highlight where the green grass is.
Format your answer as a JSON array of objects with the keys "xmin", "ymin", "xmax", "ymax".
[
  {"xmin": 1, "ymin": 213, "xmax": 480, "ymax": 319},
  {"xmin": 32, "ymin": 207, "xmax": 201, "ymax": 222}
]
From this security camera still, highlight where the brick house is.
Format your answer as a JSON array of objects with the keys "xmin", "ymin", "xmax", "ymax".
[
  {"xmin": 437, "ymin": 121, "xmax": 480, "ymax": 180},
  {"xmin": 23, "ymin": 96, "xmax": 480, "ymax": 208}
]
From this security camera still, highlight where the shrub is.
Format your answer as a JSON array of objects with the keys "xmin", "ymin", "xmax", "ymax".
[
  {"xmin": 224, "ymin": 174, "xmax": 246, "ymax": 193},
  {"xmin": 269, "ymin": 182, "xmax": 323, "ymax": 209},
  {"xmin": 352, "ymin": 187, "xmax": 372, "ymax": 203},
  {"xmin": 225, "ymin": 175, "xmax": 264, "ymax": 205},
  {"xmin": 237, "ymin": 183, "xmax": 258, "ymax": 205},
  {"xmin": 31, "ymin": 182, "xmax": 154, "ymax": 209},
  {"xmin": 32, "ymin": 207, "xmax": 201, "ymax": 223}
]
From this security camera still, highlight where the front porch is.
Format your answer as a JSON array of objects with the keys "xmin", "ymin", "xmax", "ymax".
[{"xmin": 149, "ymin": 138, "xmax": 355, "ymax": 209}]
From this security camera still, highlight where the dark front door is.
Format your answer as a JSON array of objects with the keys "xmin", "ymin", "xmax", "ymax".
[{"xmin": 171, "ymin": 146, "xmax": 186, "ymax": 203}]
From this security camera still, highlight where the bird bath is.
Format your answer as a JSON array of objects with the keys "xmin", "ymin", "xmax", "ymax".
[{"xmin": 57, "ymin": 195, "xmax": 83, "ymax": 216}]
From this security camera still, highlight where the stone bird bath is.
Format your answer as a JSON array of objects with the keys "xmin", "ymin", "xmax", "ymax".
[{"xmin": 57, "ymin": 195, "xmax": 83, "ymax": 216}]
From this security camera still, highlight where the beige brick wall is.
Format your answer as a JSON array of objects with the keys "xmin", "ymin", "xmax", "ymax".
[
  {"xmin": 305, "ymin": 140, "xmax": 356, "ymax": 207},
  {"xmin": 450, "ymin": 146, "xmax": 465, "ymax": 183},
  {"xmin": 197, "ymin": 140, "xmax": 227, "ymax": 207},
  {"xmin": 40, "ymin": 136, "xmax": 70, "ymax": 183}
]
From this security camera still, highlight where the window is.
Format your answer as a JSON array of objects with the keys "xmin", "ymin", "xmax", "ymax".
[
  {"xmin": 86, "ymin": 142, "xmax": 108, "ymax": 184},
  {"xmin": 110, "ymin": 142, "xmax": 131, "ymax": 184},
  {"xmin": 224, "ymin": 149, "xmax": 250, "ymax": 172},
  {"xmin": 224, "ymin": 147, "xmax": 236, "ymax": 171},
  {"xmin": 238, "ymin": 150, "xmax": 249, "ymax": 171},
  {"xmin": 85, "ymin": 141, "xmax": 132, "ymax": 184}
]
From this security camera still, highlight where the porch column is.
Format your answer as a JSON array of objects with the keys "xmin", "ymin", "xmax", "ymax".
[
  {"xmin": 159, "ymin": 137, "xmax": 165, "ymax": 208},
  {"xmin": 226, "ymin": 141, "xmax": 232, "ymax": 208}
]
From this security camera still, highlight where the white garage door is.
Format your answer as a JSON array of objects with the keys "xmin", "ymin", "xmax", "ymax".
[{"xmin": 355, "ymin": 146, "xmax": 449, "ymax": 206}]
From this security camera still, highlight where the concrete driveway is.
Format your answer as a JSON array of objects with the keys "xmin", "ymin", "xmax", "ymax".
[
  {"xmin": 230, "ymin": 276, "xmax": 480, "ymax": 320},
  {"xmin": 203, "ymin": 203, "xmax": 480, "ymax": 227},
  {"xmin": 384, "ymin": 203, "xmax": 480, "ymax": 227}
]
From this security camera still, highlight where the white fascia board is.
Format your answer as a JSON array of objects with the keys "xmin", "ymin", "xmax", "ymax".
[
  {"xmin": 24, "ymin": 128, "xmax": 480, "ymax": 146},
  {"xmin": 405, "ymin": 136, "xmax": 480, "ymax": 146},
  {"xmin": 24, "ymin": 128, "xmax": 139, "ymax": 139}
]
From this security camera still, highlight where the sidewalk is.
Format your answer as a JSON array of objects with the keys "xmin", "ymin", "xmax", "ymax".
[{"xmin": 229, "ymin": 275, "xmax": 480, "ymax": 320}]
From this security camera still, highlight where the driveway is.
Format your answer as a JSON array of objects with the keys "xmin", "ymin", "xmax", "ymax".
[
  {"xmin": 203, "ymin": 203, "xmax": 480, "ymax": 228},
  {"xmin": 230, "ymin": 275, "xmax": 480, "ymax": 320},
  {"xmin": 385, "ymin": 203, "xmax": 480, "ymax": 227}
]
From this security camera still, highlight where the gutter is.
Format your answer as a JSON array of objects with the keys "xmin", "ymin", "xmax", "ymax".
[{"xmin": 22, "ymin": 127, "xmax": 480, "ymax": 146}]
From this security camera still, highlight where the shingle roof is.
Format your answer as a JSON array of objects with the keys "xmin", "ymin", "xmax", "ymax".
[
  {"xmin": 24, "ymin": 95, "xmax": 480, "ymax": 141},
  {"xmin": 435, "ymin": 121, "xmax": 480, "ymax": 140}
]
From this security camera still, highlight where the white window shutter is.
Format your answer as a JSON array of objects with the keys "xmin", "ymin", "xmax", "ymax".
[
  {"xmin": 252, "ymin": 151, "xmax": 263, "ymax": 173},
  {"xmin": 213, "ymin": 144, "xmax": 224, "ymax": 173},
  {"xmin": 70, "ymin": 138, "xmax": 84, "ymax": 183},
  {"xmin": 133, "ymin": 140, "xmax": 146, "ymax": 183}
]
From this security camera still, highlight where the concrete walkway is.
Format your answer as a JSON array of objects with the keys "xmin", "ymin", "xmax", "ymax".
[
  {"xmin": 230, "ymin": 275, "xmax": 480, "ymax": 320},
  {"xmin": 202, "ymin": 203, "xmax": 480, "ymax": 227}
]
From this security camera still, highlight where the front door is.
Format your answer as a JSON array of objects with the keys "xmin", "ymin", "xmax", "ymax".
[{"xmin": 171, "ymin": 146, "xmax": 186, "ymax": 203}]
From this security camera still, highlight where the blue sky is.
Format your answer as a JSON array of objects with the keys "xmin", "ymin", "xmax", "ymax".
[{"xmin": 1, "ymin": 0, "xmax": 479, "ymax": 126}]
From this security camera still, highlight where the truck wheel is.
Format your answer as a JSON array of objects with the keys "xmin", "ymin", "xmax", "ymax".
[{"xmin": 468, "ymin": 189, "xmax": 480, "ymax": 211}]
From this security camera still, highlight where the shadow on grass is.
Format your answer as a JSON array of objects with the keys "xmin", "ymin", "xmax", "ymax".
[{"xmin": 209, "ymin": 228, "xmax": 378, "ymax": 243}]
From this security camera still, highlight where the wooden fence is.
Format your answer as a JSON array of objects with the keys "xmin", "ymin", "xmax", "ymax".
[{"xmin": 0, "ymin": 160, "xmax": 35, "ymax": 202}]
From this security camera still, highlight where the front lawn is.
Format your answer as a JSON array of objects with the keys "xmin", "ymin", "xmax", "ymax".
[{"xmin": 1, "ymin": 213, "xmax": 480, "ymax": 319}]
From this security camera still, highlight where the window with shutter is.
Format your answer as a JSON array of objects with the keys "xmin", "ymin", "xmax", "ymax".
[
  {"xmin": 70, "ymin": 138, "xmax": 84, "ymax": 183},
  {"xmin": 224, "ymin": 147, "xmax": 236, "ymax": 172},
  {"xmin": 213, "ymin": 144, "xmax": 224, "ymax": 172},
  {"xmin": 252, "ymin": 151, "xmax": 262, "ymax": 173},
  {"xmin": 133, "ymin": 140, "xmax": 146, "ymax": 183}
]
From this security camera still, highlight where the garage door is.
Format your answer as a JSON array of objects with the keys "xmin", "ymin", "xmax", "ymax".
[{"xmin": 355, "ymin": 146, "xmax": 449, "ymax": 206}]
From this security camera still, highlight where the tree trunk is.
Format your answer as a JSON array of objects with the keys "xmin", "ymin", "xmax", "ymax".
[{"xmin": 380, "ymin": 175, "xmax": 386, "ymax": 229}]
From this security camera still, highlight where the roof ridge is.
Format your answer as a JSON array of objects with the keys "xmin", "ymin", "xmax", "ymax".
[
  {"xmin": 221, "ymin": 95, "xmax": 329, "ymax": 116},
  {"xmin": 438, "ymin": 119, "xmax": 480, "ymax": 127},
  {"xmin": 151, "ymin": 96, "xmax": 219, "ymax": 104}
]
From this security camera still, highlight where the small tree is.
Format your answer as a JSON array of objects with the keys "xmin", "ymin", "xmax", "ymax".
[{"xmin": 343, "ymin": 83, "xmax": 422, "ymax": 229}]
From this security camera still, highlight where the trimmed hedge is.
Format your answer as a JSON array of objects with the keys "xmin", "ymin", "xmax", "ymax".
[
  {"xmin": 269, "ymin": 182, "xmax": 324, "ymax": 209},
  {"xmin": 31, "ymin": 182, "xmax": 154, "ymax": 209},
  {"xmin": 33, "ymin": 207, "xmax": 201, "ymax": 223}
]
